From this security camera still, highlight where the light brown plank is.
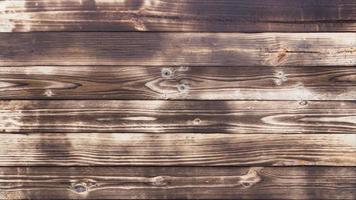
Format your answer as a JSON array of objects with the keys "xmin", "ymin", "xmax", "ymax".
[
  {"xmin": 1, "ymin": 66, "xmax": 356, "ymax": 100},
  {"xmin": 1, "ymin": 100, "xmax": 356, "ymax": 134},
  {"xmin": 0, "ymin": 167, "xmax": 355, "ymax": 199},
  {"xmin": 1, "ymin": 133, "xmax": 355, "ymax": 166},
  {"xmin": 0, "ymin": 33, "xmax": 355, "ymax": 67},
  {"xmin": 1, "ymin": 0, "xmax": 355, "ymax": 32}
]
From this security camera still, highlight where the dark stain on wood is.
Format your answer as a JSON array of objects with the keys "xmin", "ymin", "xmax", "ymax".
[
  {"xmin": 0, "ymin": 167, "xmax": 355, "ymax": 199},
  {"xmin": 0, "ymin": 33, "xmax": 355, "ymax": 66},
  {"xmin": 37, "ymin": 134, "xmax": 72, "ymax": 162},
  {"xmin": 0, "ymin": 133, "xmax": 355, "ymax": 166},
  {"xmin": 1, "ymin": 0, "xmax": 356, "ymax": 32}
]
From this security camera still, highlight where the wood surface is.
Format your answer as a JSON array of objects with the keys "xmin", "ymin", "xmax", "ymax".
[
  {"xmin": 0, "ymin": 167, "xmax": 355, "ymax": 199},
  {"xmin": 1, "ymin": 100, "xmax": 356, "ymax": 134},
  {"xmin": 1, "ymin": 1, "xmax": 356, "ymax": 199},
  {"xmin": 0, "ymin": 0, "xmax": 355, "ymax": 32},
  {"xmin": 0, "ymin": 133, "xmax": 355, "ymax": 166},
  {"xmin": 1, "ymin": 66, "xmax": 356, "ymax": 100},
  {"xmin": 1, "ymin": 33, "xmax": 355, "ymax": 67}
]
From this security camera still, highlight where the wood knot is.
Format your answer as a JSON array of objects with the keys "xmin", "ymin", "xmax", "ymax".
[
  {"xmin": 72, "ymin": 183, "xmax": 88, "ymax": 193},
  {"xmin": 274, "ymin": 71, "xmax": 287, "ymax": 85},
  {"xmin": 151, "ymin": 176, "xmax": 168, "ymax": 186},
  {"xmin": 277, "ymin": 52, "xmax": 286, "ymax": 63},
  {"xmin": 44, "ymin": 89, "xmax": 54, "ymax": 97},
  {"xmin": 193, "ymin": 118, "xmax": 201, "ymax": 125},
  {"xmin": 161, "ymin": 68, "xmax": 173, "ymax": 79},
  {"xmin": 71, "ymin": 180, "xmax": 96, "ymax": 194},
  {"xmin": 131, "ymin": 17, "xmax": 146, "ymax": 31},
  {"xmin": 239, "ymin": 168, "xmax": 262, "ymax": 189},
  {"xmin": 241, "ymin": 182, "xmax": 253, "ymax": 188},
  {"xmin": 299, "ymin": 100, "xmax": 308, "ymax": 106},
  {"xmin": 276, "ymin": 49, "xmax": 288, "ymax": 63},
  {"xmin": 177, "ymin": 84, "xmax": 189, "ymax": 93},
  {"xmin": 161, "ymin": 93, "xmax": 169, "ymax": 100}
]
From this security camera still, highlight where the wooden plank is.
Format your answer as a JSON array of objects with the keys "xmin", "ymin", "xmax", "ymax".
[
  {"xmin": 0, "ymin": 133, "xmax": 355, "ymax": 166},
  {"xmin": 1, "ymin": 33, "xmax": 355, "ymax": 67},
  {"xmin": 0, "ymin": 167, "xmax": 355, "ymax": 199},
  {"xmin": 1, "ymin": 66, "xmax": 356, "ymax": 100},
  {"xmin": 1, "ymin": 0, "xmax": 356, "ymax": 32},
  {"xmin": 1, "ymin": 100, "xmax": 356, "ymax": 134}
]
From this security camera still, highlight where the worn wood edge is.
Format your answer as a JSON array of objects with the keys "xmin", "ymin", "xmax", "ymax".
[
  {"xmin": 0, "ymin": 133, "xmax": 355, "ymax": 166},
  {"xmin": 0, "ymin": 167, "xmax": 355, "ymax": 199},
  {"xmin": 1, "ymin": 66, "xmax": 356, "ymax": 100}
]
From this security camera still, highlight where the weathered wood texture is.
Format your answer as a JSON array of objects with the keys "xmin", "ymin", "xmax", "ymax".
[
  {"xmin": 1, "ymin": 1, "xmax": 356, "ymax": 199},
  {"xmin": 1, "ymin": 100, "xmax": 356, "ymax": 134},
  {"xmin": 0, "ymin": 167, "xmax": 355, "ymax": 199},
  {"xmin": 1, "ymin": 33, "xmax": 355, "ymax": 67},
  {"xmin": 1, "ymin": 0, "xmax": 356, "ymax": 32},
  {"xmin": 1, "ymin": 133, "xmax": 355, "ymax": 166},
  {"xmin": 1, "ymin": 66, "xmax": 356, "ymax": 100}
]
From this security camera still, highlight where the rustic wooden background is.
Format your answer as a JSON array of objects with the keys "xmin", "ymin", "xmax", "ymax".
[{"xmin": 0, "ymin": 0, "xmax": 355, "ymax": 199}]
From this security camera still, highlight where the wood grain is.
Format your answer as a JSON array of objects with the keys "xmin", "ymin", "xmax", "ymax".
[
  {"xmin": 1, "ymin": 0, "xmax": 356, "ymax": 32},
  {"xmin": 1, "ymin": 33, "xmax": 355, "ymax": 67},
  {"xmin": 1, "ymin": 100, "xmax": 356, "ymax": 134},
  {"xmin": 0, "ymin": 167, "xmax": 355, "ymax": 199},
  {"xmin": 1, "ymin": 66, "xmax": 356, "ymax": 100},
  {"xmin": 0, "ymin": 133, "xmax": 355, "ymax": 166}
]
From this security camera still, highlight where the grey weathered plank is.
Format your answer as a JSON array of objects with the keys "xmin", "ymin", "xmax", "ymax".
[
  {"xmin": 0, "ymin": 33, "xmax": 355, "ymax": 67},
  {"xmin": 1, "ymin": 66, "xmax": 356, "ymax": 100},
  {"xmin": 0, "ymin": 167, "xmax": 355, "ymax": 199},
  {"xmin": 1, "ymin": 100, "xmax": 356, "ymax": 134},
  {"xmin": 1, "ymin": 0, "xmax": 355, "ymax": 32},
  {"xmin": 1, "ymin": 133, "xmax": 355, "ymax": 166}
]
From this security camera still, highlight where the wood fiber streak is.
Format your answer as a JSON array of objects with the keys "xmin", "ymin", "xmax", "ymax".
[
  {"xmin": 1, "ymin": 66, "xmax": 356, "ymax": 100},
  {"xmin": 0, "ymin": 133, "xmax": 355, "ymax": 166},
  {"xmin": 0, "ymin": 167, "xmax": 355, "ymax": 199},
  {"xmin": 0, "ymin": 33, "xmax": 355, "ymax": 67},
  {"xmin": 1, "ymin": 100, "xmax": 356, "ymax": 134},
  {"xmin": 0, "ymin": 0, "xmax": 356, "ymax": 32}
]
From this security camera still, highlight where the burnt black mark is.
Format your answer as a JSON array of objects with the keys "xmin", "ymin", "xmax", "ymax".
[
  {"xmin": 1, "ymin": 32, "xmax": 165, "ymax": 65},
  {"xmin": 303, "ymin": 167, "xmax": 337, "ymax": 199},
  {"xmin": 156, "ymin": 0, "xmax": 352, "ymax": 31},
  {"xmin": 24, "ymin": 0, "xmax": 137, "ymax": 31},
  {"xmin": 26, "ymin": 101, "xmax": 72, "ymax": 162},
  {"xmin": 125, "ymin": 0, "xmax": 144, "ymax": 10},
  {"xmin": 81, "ymin": 0, "xmax": 97, "ymax": 10},
  {"xmin": 36, "ymin": 133, "xmax": 72, "ymax": 162}
]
